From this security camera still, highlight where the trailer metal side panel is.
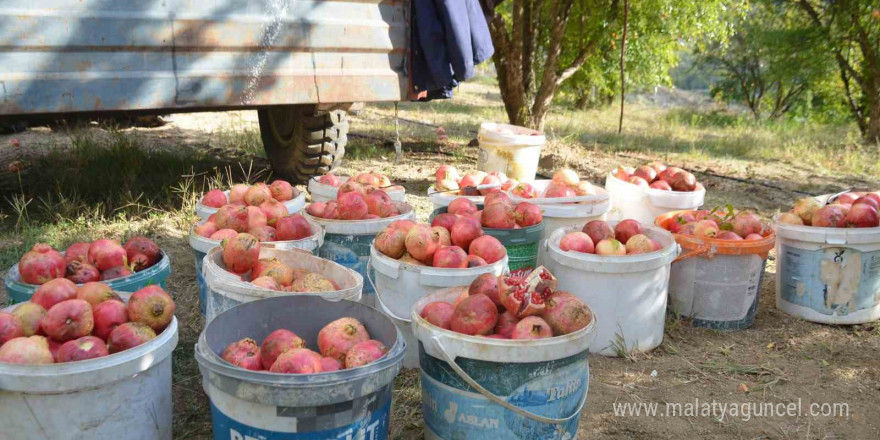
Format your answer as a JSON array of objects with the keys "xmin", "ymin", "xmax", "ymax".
[{"xmin": 0, "ymin": 0, "xmax": 408, "ymax": 115}]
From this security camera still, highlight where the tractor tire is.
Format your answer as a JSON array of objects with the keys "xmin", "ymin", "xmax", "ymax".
[{"xmin": 258, "ymin": 105, "xmax": 348, "ymax": 183}]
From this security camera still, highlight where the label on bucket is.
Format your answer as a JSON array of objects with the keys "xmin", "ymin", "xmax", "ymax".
[
  {"xmin": 319, "ymin": 235, "xmax": 375, "ymax": 295},
  {"xmin": 209, "ymin": 398, "xmax": 390, "ymax": 440},
  {"xmin": 420, "ymin": 348, "xmax": 587, "ymax": 440},
  {"xmin": 507, "ymin": 242, "xmax": 539, "ymax": 278},
  {"xmin": 779, "ymin": 245, "xmax": 880, "ymax": 316}
]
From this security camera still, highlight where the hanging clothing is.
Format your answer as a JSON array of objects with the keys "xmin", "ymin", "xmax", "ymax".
[{"xmin": 410, "ymin": 0, "xmax": 494, "ymax": 100}]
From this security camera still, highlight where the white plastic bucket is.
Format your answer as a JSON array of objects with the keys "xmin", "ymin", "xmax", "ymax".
[
  {"xmin": 307, "ymin": 175, "xmax": 406, "ymax": 203},
  {"xmin": 195, "ymin": 190, "xmax": 306, "ymax": 220},
  {"xmin": 544, "ymin": 223, "xmax": 679, "ymax": 356},
  {"xmin": 604, "ymin": 173, "xmax": 705, "ymax": 224},
  {"xmin": 188, "ymin": 219, "xmax": 325, "ymax": 316},
  {"xmin": 476, "ymin": 122, "xmax": 546, "ymax": 181},
  {"xmin": 0, "ymin": 293, "xmax": 179, "ymax": 440},
  {"xmin": 307, "ymin": 202, "xmax": 416, "ymax": 307},
  {"xmin": 412, "ymin": 287, "xmax": 596, "ymax": 439},
  {"xmin": 202, "ymin": 246, "xmax": 363, "ymax": 322},
  {"xmin": 773, "ymin": 211, "xmax": 880, "ymax": 325},
  {"xmin": 196, "ymin": 295, "xmax": 405, "ymax": 439},
  {"xmin": 427, "ymin": 185, "xmax": 484, "ymax": 211},
  {"xmin": 656, "ymin": 211, "xmax": 776, "ymax": 330},
  {"xmin": 369, "ymin": 245, "xmax": 509, "ymax": 368}
]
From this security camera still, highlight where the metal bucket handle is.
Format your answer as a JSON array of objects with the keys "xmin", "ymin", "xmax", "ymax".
[{"xmin": 431, "ymin": 335, "xmax": 588, "ymax": 425}]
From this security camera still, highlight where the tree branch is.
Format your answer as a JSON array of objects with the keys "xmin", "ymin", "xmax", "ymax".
[
  {"xmin": 796, "ymin": 0, "xmax": 866, "ymax": 88},
  {"xmin": 618, "ymin": 0, "xmax": 629, "ymax": 134}
]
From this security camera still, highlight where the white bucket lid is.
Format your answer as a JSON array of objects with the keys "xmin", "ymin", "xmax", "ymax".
[
  {"xmin": 427, "ymin": 186, "xmax": 485, "ymax": 207},
  {"xmin": 478, "ymin": 122, "xmax": 546, "ymax": 146}
]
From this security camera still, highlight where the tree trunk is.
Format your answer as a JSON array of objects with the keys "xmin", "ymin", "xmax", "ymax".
[
  {"xmin": 868, "ymin": 95, "xmax": 880, "ymax": 143},
  {"xmin": 575, "ymin": 92, "xmax": 590, "ymax": 110}
]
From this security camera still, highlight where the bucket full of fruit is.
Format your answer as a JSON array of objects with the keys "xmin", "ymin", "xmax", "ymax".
[
  {"xmin": 433, "ymin": 194, "xmax": 545, "ymax": 277},
  {"xmin": 656, "ymin": 208, "xmax": 775, "ymax": 330},
  {"xmin": 308, "ymin": 171, "xmax": 406, "ymax": 203},
  {"xmin": 508, "ymin": 168, "xmax": 612, "ymax": 265},
  {"xmin": 604, "ymin": 162, "xmax": 705, "ymax": 224},
  {"xmin": 195, "ymin": 295, "xmax": 404, "ymax": 439},
  {"xmin": 0, "ymin": 284, "xmax": 178, "ymax": 439},
  {"xmin": 196, "ymin": 179, "xmax": 306, "ymax": 221},
  {"xmin": 412, "ymin": 266, "xmax": 596, "ymax": 439},
  {"xmin": 201, "ymin": 235, "xmax": 363, "ymax": 321},
  {"xmin": 544, "ymin": 219, "xmax": 678, "ymax": 356},
  {"xmin": 305, "ymin": 183, "xmax": 416, "ymax": 305},
  {"xmin": 189, "ymin": 213, "xmax": 324, "ymax": 316},
  {"xmin": 5, "ymin": 237, "xmax": 172, "ymax": 305},
  {"xmin": 427, "ymin": 166, "xmax": 518, "ymax": 210},
  {"xmin": 772, "ymin": 191, "xmax": 880, "ymax": 325}
]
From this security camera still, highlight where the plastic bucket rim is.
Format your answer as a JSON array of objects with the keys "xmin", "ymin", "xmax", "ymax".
[
  {"xmin": 606, "ymin": 172, "xmax": 707, "ymax": 200},
  {"xmin": 195, "ymin": 189, "xmax": 306, "ymax": 215},
  {"xmin": 188, "ymin": 218, "xmax": 324, "ymax": 254},
  {"xmin": 202, "ymin": 246, "xmax": 364, "ymax": 297},
  {"xmin": 545, "ymin": 223, "xmax": 679, "ymax": 270},
  {"xmin": 308, "ymin": 175, "xmax": 405, "ymax": 195},
  {"xmin": 195, "ymin": 297, "xmax": 406, "ymax": 387},
  {"xmin": 655, "ymin": 210, "xmax": 776, "ymax": 257},
  {"xmin": 5, "ymin": 250, "xmax": 172, "ymax": 292},
  {"xmin": 771, "ymin": 213, "xmax": 880, "ymax": 238},
  {"xmin": 507, "ymin": 179, "xmax": 611, "ymax": 206},
  {"xmin": 477, "ymin": 122, "xmax": 546, "ymax": 146},
  {"xmin": 304, "ymin": 201, "xmax": 415, "ymax": 233},
  {"xmin": 0, "ymin": 293, "xmax": 178, "ymax": 378},
  {"xmin": 410, "ymin": 287, "xmax": 598, "ymax": 358}
]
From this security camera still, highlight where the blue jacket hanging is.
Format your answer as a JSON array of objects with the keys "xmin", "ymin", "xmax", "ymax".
[{"xmin": 410, "ymin": 0, "xmax": 495, "ymax": 100}]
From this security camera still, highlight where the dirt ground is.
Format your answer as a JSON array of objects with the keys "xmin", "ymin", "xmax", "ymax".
[{"xmin": 1, "ymin": 83, "xmax": 878, "ymax": 440}]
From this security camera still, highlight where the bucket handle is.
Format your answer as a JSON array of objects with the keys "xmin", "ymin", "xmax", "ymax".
[
  {"xmin": 366, "ymin": 258, "xmax": 412, "ymax": 322},
  {"xmin": 673, "ymin": 242, "xmax": 712, "ymax": 263},
  {"xmin": 431, "ymin": 335, "xmax": 588, "ymax": 425}
]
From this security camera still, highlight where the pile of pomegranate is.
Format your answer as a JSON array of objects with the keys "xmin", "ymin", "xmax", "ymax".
[
  {"xmin": 200, "ymin": 180, "xmax": 299, "ymax": 208},
  {"xmin": 659, "ymin": 208, "xmax": 768, "ymax": 240},
  {"xmin": 316, "ymin": 172, "xmax": 404, "ymax": 192},
  {"xmin": 559, "ymin": 219, "xmax": 666, "ymax": 255},
  {"xmin": 306, "ymin": 181, "xmax": 403, "ymax": 221},
  {"xmin": 777, "ymin": 192, "xmax": 880, "ymax": 228},
  {"xmin": 443, "ymin": 193, "xmax": 542, "ymax": 229},
  {"xmin": 613, "ymin": 162, "xmax": 701, "ymax": 192},
  {"xmin": 433, "ymin": 166, "xmax": 516, "ymax": 195},
  {"xmin": 218, "ymin": 232, "xmax": 341, "ymax": 292},
  {"xmin": 0, "ymin": 283, "xmax": 175, "ymax": 364},
  {"xmin": 18, "ymin": 237, "xmax": 163, "ymax": 285},
  {"xmin": 374, "ymin": 215, "xmax": 507, "ymax": 268},
  {"xmin": 194, "ymin": 202, "xmax": 312, "ymax": 242},
  {"xmin": 510, "ymin": 168, "xmax": 596, "ymax": 199},
  {"xmin": 220, "ymin": 317, "xmax": 387, "ymax": 373},
  {"xmin": 420, "ymin": 267, "xmax": 592, "ymax": 339}
]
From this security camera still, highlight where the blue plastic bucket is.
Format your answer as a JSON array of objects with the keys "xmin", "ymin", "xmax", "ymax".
[
  {"xmin": 412, "ymin": 287, "xmax": 597, "ymax": 440},
  {"xmin": 307, "ymin": 202, "xmax": 415, "ymax": 307},
  {"xmin": 773, "ymin": 213, "xmax": 880, "ymax": 324},
  {"xmin": 4, "ymin": 251, "xmax": 172, "ymax": 304},
  {"xmin": 188, "ymin": 220, "xmax": 324, "ymax": 316},
  {"xmin": 195, "ymin": 295, "xmax": 405, "ymax": 439}
]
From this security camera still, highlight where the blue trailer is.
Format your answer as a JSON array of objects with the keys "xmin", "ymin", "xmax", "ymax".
[{"xmin": 0, "ymin": 0, "xmax": 409, "ymax": 181}]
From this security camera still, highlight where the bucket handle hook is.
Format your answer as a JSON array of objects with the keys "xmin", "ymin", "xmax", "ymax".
[{"xmin": 431, "ymin": 335, "xmax": 589, "ymax": 425}]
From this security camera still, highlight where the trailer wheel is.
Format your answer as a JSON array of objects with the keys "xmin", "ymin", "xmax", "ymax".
[{"xmin": 258, "ymin": 105, "xmax": 348, "ymax": 183}]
